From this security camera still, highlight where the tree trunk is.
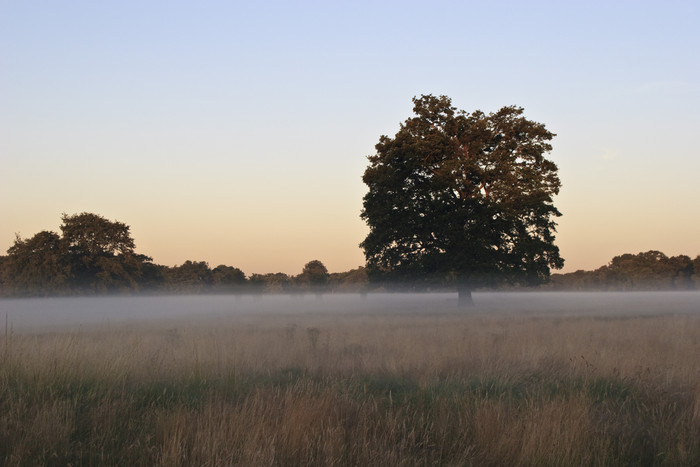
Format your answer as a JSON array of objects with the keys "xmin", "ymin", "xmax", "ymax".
[{"xmin": 458, "ymin": 285, "xmax": 474, "ymax": 307}]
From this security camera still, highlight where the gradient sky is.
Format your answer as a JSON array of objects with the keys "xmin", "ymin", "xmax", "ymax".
[{"xmin": 2, "ymin": 1, "xmax": 699, "ymax": 276}]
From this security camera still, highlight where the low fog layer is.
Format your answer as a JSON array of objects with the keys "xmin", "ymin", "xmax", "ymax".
[{"xmin": 2, "ymin": 292, "xmax": 700, "ymax": 331}]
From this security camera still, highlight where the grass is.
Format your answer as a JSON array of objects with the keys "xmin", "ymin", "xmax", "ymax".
[{"xmin": 1, "ymin": 308, "xmax": 699, "ymax": 465}]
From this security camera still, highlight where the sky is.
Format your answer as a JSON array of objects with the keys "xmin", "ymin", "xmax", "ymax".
[{"xmin": 1, "ymin": 1, "xmax": 699, "ymax": 276}]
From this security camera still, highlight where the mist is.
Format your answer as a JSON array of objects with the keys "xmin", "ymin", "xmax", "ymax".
[
  {"xmin": 2, "ymin": 291, "xmax": 699, "ymax": 332},
  {"xmin": 3, "ymin": 291, "xmax": 700, "ymax": 464}
]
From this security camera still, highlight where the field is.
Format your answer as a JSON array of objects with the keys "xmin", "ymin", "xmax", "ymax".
[{"xmin": 1, "ymin": 293, "xmax": 699, "ymax": 466}]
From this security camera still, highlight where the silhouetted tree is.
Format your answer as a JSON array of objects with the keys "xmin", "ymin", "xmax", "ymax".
[
  {"xmin": 59, "ymin": 212, "xmax": 147, "ymax": 293},
  {"xmin": 0, "ymin": 256, "xmax": 5, "ymax": 292},
  {"xmin": 666, "ymin": 255, "xmax": 694, "ymax": 290},
  {"xmin": 548, "ymin": 251, "xmax": 699, "ymax": 291},
  {"xmin": 2, "ymin": 231, "xmax": 68, "ymax": 295},
  {"xmin": 296, "ymin": 260, "xmax": 330, "ymax": 293},
  {"xmin": 361, "ymin": 95, "xmax": 563, "ymax": 305},
  {"xmin": 248, "ymin": 272, "xmax": 291, "ymax": 293},
  {"xmin": 548, "ymin": 269, "xmax": 605, "ymax": 291},
  {"xmin": 0, "ymin": 213, "xmax": 151, "ymax": 295},
  {"xmin": 135, "ymin": 258, "xmax": 167, "ymax": 291},
  {"xmin": 164, "ymin": 261, "xmax": 213, "ymax": 293},
  {"xmin": 617, "ymin": 251, "xmax": 695, "ymax": 290},
  {"xmin": 60, "ymin": 212, "xmax": 135, "ymax": 257},
  {"xmin": 329, "ymin": 266, "xmax": 369, "ymax": 292},
  {"xmin": 692, "ymin": 255, "xmax": 700, "ymax": 289},
  {"xmin": 211, "ymin": 264, "xmax": 247, "ymax": 291}
]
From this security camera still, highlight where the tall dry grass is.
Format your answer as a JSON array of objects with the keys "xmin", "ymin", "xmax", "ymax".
[{"xmin": 1, "ymin": 309, "xmax": 699, "ymax": 465}]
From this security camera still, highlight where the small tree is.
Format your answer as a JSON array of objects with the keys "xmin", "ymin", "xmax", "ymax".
[
  {"xmin": 211, "ymin": 265, "xmax": 247, "ymax": 292},
  {"xmin": 360, "ymin": 95, "xmax": 564, "ymax": 305},
  {"xmin": 296, "ymin": 260, "xmax": 330, "ymax": 293}
]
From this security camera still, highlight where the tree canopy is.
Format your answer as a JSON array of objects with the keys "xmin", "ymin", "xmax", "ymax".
[
  {"xmin": 3, "ymin": 231, "xmax": 66, "ymax": 295},
  {"xmin": 360, "ymin": 95, "xmax": 564, "ymax": 304},
  {"xmin": 1, "ymin": 213, "xmax": 152, "ymax": 295},
  {"xmin": 0, "ymin": 213, "xmax": 366, "ymax": 296},
  {"xmin": 59, "ymin": 212, "xmax": 146, "ymax": 292},
  {"xmin": 549, "ymin": 251, "xmax": 698, "ymax": 291},
  {"xmin": 6, "ymin": 212, "xmax": 698, "ymax": 299},
  {"xmin": 297, "ymin": 260, "xmax": 330, "ymax": 291}
]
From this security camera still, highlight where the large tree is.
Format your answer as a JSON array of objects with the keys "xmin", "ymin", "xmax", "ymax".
[{"xmin": 360, "ymin": 95, "xmax": 564, "ymax": 305}]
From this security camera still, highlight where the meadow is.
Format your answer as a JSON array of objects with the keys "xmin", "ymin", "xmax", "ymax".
[{"xmin": 1, "ymin": 293, "xmax": 699, "ymax": 466}]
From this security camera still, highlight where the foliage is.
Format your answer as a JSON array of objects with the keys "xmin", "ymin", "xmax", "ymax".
[
  {"xmin": 59, "ymin": 213, "xmax": 148, "ymax": 293},
  {"xmin": 211, "ymin": 265, "xmax": 247, "ymax": 290},
  {"xmin": 162, "ymin": 261, "xmax": 213, "ymax": 293},
  {"xmin": 2, "ymin": 231, "xmax": 67, "ymax": 296},
  {"xmin": 328, "ymin": 266, "xmax": 369, "ymax": 292},
  {"xmin": 549, "ymin": 250, "xmax": 699, "ymax": 291},
  {"xmin": 295, "ymin": 260, "xmax": 330, "ymax": 291},
  {"xmin": 248, "ymin": 272, "xmax": 292, "ymax": 293},
  {"xmin": 1, "ymin": 214, "xmax": 155, "ymax": 295},
  {"xmin": 2, "ymin": 212, "xmax": 697, "ymax": 296},
  {"xmin": 60, "ymin": 212, "xmax": 135, "ymax": 257},
  {"xmin": 360, "ymin": 95, "xmax": 564, "ymax": 297}
]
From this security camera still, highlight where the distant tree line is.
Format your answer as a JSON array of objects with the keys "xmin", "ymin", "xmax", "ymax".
[
  {"xmin": 545, "ymin": 250, "xmax": 700, "ymax": 291},
  {"xmin": 2, "ymin": 214, "xmax": 699, "ymax": 297},
  {"xmin": 0, "ymin": 213, "xmax": 368, "ymax": 297}
]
